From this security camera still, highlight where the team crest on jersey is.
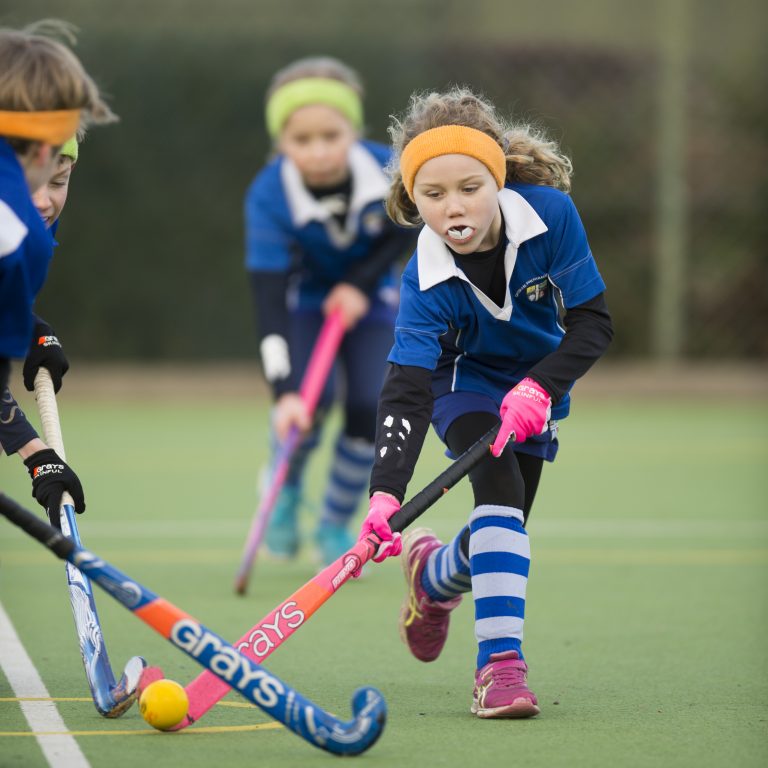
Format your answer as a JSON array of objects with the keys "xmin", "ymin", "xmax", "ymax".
[
  {"xmin": 362, "ymin": 210, "xmax": 386, "ymax": 236},
  {"xmin": 526, "ymin": 280, "xmax": 549, "ymax": 302}
]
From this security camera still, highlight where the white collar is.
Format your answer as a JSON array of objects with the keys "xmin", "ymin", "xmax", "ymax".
[
  {"xmin": 281, "ymin": 143, "xmax": 390, "ymax": 228},
  {"xmin": 416, "ymin": 187, "xmax": 548, "ymax": 292}
]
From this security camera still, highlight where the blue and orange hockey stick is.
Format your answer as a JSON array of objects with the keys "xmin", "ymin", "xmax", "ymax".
[{"xmin": 0, "ymin": 493, "xmax": 386, "ymax": 756}]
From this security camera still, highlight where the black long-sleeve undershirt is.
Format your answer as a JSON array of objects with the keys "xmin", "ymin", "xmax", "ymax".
[
  {"xmin": 369, "ymin": 363, "xmax": 434, "ymax": 501},
  {"xmin": 0, "ymin": 387, "xmax": 39, "ymax": 455},
  {"xmin": 248, "ymin": 270, "xmax": 296, "ymax": 398},
  {"xmin": 527, "ymin": 292, "xmax": 613, "ymax": 404},
  {"xmin": 0, "ymin": 316, "xmax": 49, "ymax": 454},
  {"xmin": 0, "ymin": 358, "xmax": 9, "ymax": 394}
]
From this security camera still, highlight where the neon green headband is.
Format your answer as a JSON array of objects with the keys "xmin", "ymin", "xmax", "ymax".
[
  {"xmin": 59, "ymin": 135, "xmax": 78, "ymax": 162},
  {"xmin": 266, "ymin": 77, "xmax": 363, "ymax": 138}
]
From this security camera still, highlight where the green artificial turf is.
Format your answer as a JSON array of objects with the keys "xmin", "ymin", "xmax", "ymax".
[{"xmin": 1, "ymin": 392, "xmax": 766, "ymax": 767}]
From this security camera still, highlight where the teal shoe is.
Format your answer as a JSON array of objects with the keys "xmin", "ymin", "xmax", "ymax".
[
  {"xmin": 315, "ymin": 522, "xmax": 354, "ymax": 566},
  {"xmin": 265, "ymin": 485, "xmax": 302, "ymax": 558}
]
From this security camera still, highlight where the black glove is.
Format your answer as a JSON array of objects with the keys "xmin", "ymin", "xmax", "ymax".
[
  {"xmin": 23, "ymin": 318, "xmax": 69, "ymax": 393},
  {"xmin": 24, "ymin": 448, "xmax": 86, "ymax": 528}
]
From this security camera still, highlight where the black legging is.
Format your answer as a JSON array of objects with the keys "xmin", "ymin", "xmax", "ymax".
[{"xmin": 444, "ymin": 411, "xmax": 544, "ymax": 558}]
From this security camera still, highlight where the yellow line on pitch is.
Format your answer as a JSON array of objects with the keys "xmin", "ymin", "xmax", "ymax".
[
  {"xmin": 0, "ymin": 697, "xmax": 255, "ymax": 708},
  {"xmin": 0, "ymin": 697, "xmax": 281, "ymax": 736},
  {"xmin": 0, "ymin": 722, "xmax": 284, "ymax": 736}
]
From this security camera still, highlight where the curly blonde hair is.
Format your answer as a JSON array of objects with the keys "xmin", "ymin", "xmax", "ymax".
[{"xmin": 386, "ymin": 86, "xmax": 573, "ymax": 227}]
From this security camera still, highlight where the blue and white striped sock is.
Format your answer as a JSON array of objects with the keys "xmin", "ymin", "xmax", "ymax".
[
  {"xmin": 469, "ymin": 504, "xmax": 530, "ymax": 668},
  {"xmin": 420, "ymin": 526, "xmax": 472, "ymax": 601},
  {"xmin": 319, "ymin": 435, "xmax": 375, "ymax": 527}
]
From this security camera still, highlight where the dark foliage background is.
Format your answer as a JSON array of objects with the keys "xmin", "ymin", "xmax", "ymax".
[{"xmin": 5, "ymin": 0, "xmax": 766, "ymax": 360}]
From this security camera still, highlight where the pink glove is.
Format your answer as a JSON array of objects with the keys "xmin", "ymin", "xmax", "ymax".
[
  {"xmin": 491, "ymin": 377, "xmax": 552, "ymax": 457},
  {"xmin": 358, "ymin": 493, "xmax": 403, "ymax": 563}
]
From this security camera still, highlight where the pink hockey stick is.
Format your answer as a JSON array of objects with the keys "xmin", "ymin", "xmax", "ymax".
[
  {"xmin": 233, "ymin": 309, "xmax": 345, "ymax": 595},
  {"xmin": 139, "ymin": 425, "xmax": 499, "ymax": 731}
]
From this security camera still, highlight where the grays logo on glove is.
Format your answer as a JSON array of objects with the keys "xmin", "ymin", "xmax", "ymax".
[
  {"xmin": 23, "ymin": 318, "xmax": 70, "ymax": 393},
  {"xmin": 24, "ymin": 448, "xmax": 86, "ymax": 527}
]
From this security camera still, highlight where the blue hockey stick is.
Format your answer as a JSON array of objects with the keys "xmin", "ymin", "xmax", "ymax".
[
  {"xmin": 34, "ymin": 370, "xmax": 145, "ymax": 717},
  {"xmin": 0, "ymin": 493, "xmax": 387, "ymax": 755}
]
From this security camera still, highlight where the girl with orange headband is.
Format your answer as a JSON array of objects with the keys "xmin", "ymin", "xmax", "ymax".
[
  {"xmin": 1, "ymin": 21, "xmax": 115, "ymax": 523},
  {"xmin": 357, "ymin": 87, "xmax": 613, "ymax": 719},
  {"xmin": 245, "ymin": 57, "xmax": 415, "ymax": 566}
]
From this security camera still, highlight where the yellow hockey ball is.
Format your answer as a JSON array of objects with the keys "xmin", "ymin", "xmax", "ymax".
[{"xmin": 139, "ymin": 679, "xmax": 189, "ymax": 731}]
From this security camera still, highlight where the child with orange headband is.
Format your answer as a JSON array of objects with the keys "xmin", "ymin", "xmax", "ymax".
[
  {"xmin": 357, "ymin": 88, "xmax": 613, "ymax": 718},
  {"xmin": 245, "ymin": 57, "xmax": 415, "ymax": 565},
  {"xmin": 0, "ymin": 136, "xmax": 87, "ymax": 524},
  {"xmin": 0, "ymin": 21, "xmax": 114, "ymax": 522}
]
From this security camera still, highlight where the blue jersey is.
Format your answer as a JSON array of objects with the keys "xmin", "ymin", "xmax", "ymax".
[
  {"xmin": 389, "ymin": 184, "xmax": 606, "ymax": 420},
  {"xmin": 244, "ymin": 140, "xmax": 396, "ymax": 309},
  {"xmin": 0, "ymin": 138, "xmax": 54, "ymax": 359}
]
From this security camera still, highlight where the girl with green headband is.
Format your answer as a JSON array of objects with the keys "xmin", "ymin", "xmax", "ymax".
[{"xmin": 245, "ymin": 56, "xmax": 416, "ymax": 566}]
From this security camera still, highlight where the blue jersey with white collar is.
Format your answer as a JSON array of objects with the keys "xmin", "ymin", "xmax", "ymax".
[
  {"xmin": 0, "ymin": 138, "xmax": 54, "ymax": 359},
  {"xmin": 244, "ymin": 140, "xmax": 397, "ymax": 309},
  {"xmin": 389, "ymin": 183, "xmax": 606, "ymax": 420}
]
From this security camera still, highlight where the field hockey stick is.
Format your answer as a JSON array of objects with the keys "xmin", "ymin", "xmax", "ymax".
[
  {"xmin": 0, "ymin": 494, "xmax": 386, "ymax": 756},
  {"xmin": 155, "ymin": 422, "xmax": 500, "ymax": 730},
  {"xmin": 234, "ymin": 309, "xmax": 345, "ymax": 595},
  {"xmin": 33, "ymin": 368, "xmax": 146, "ymax": 718}
]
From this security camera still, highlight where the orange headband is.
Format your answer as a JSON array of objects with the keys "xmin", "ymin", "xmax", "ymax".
[
  {"xmin": 0, "ymin": 109, "xmax": 81, "ymax": 146},
  {"xmin": 400, "ymin": 125, "xmax": 507, "ymax": 200}
]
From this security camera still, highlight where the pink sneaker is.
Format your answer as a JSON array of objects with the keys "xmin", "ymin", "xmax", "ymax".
[
  {"xmin": 471, "ymin": 651, "xmax": 540, "ymax": 718},
  {"xmin": 399, "ymin": 527, "xmax": 462, "ymax": 662}
]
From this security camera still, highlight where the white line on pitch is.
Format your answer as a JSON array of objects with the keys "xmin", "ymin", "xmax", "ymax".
[{"xmin": 0, "ymin": 600, "xmax": 89, "ymax": 767}]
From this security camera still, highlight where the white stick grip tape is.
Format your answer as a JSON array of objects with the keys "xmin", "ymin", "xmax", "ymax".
[{"xmin": 33, "ymin": 368, "xmax": 74, "ymax": 508}]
